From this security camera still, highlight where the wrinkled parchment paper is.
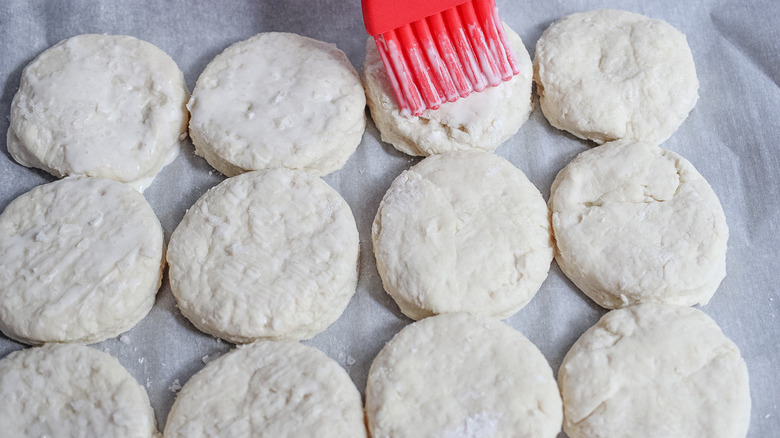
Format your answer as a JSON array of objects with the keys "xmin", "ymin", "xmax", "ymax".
[{"xmin": 1, "ymin": 1, "xmax": 778, "ymax": 435}]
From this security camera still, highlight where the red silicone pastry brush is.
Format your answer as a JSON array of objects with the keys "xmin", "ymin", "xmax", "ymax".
[{"xmin": 362, "ymin": 0, "xmax": 520, "ymax": 117}]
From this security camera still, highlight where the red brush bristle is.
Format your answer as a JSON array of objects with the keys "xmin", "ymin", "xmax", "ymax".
[
  {"xmin": 442, "ymin": 7, "xmax": 487, "ymax": 94},
  {"xmin": 366, "ymin": 0, "xmax": 519, "ymax": 117},
  {"xmin": 473, "ymin": 0, "xmax": 519, "ymax": 80},
  {"xmin": 427, "ymin": 13, "xmax": 472, "ymax": 99},
  {"xmin": 412, "ymin": 18, "xmax": 458, "ymax": 103},
  {"xmin": 397, "ymin": 23, "xmax": 444, "ymax": 110}
]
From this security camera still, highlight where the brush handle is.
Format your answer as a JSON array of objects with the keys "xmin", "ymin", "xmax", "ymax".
[{"xmin": 362, "ymin": 0, "xmax": 472, "ymax": 35}]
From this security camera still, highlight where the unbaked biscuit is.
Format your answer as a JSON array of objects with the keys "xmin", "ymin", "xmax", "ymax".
[
  {"xmin": 549, "ymin": 139, "xmax": 727, "ymax": 308},
  {"xmin": 188, "ymin": 32, "xmax": 366, "ymax": 177},
  {"xmin": 164, "ymin": 340, "xmax": 367, "ymax": 437},
  {"xmin": 0, "ymin": 176, "xmax": 164, "ymax": 345},
  {"xmin": 362, "ymin": 23, "xmax": 533, "ymax": 156},
  {"xmin": 167, "ymin": 169, "xmax": 359, "ymax": 343},
  {"xmin": 372, "ymin": 151, "xmax": 552, "ymax": 320},
  {"xmin": 559, "ymin": 303, "xmax": 750, "ymax": 438},
  {"xmin": 365, "ymin": 312, "xmax": 562, "ymax": 437},
  {"xmin": 534, "ymin": 9, "xmax": 698, "ymax": 144},
  {"xmin": 7, "ymin": 34, "xmax": 189, "ymax": 192},
  {"xmin": 0, "ymin": 344, "xmax": 158, "ymax": 438}
]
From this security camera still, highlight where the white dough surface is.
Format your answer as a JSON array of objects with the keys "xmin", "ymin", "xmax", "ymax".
[
  {"xmin": 534, "ymin": 9, "xmax": 699, "ymax": 144},
  {"xmin": 166, "ymin": 169, "xmax": 359, "ymax": 343},
  {"xmin": 0, "ymin": 176, "xmax": 164, "ymax": 345},
  {"xmin": 188, "ymin": 32, "xmax": 366, "ymax": 177},
  {"xmin": 7, "ymin": 34, "xmax": 189, "ymax": 192},
  {"xmin": 559, "ymin": 303, "xmax": 751, "ymax": 438},
  {"xmin": 372, "ymin": 150, "xmax": 553, "ymax": 320},
  {"xmin": 362, "ymin": 23, "xmax": 533, "ymax": 156},
  {"xmin": 164, "ymin": 340, "xmax": 367, "ymax": 438},
  {"xmin": 549, "ymin": 139, "xmax": 728, "ymax": 308},
  {"xmin": 0, "ymin": 343, "xmax": 158, "ymax": 438},
  {"xmin": 1, "ymin": 3, "xmax": 778, "ymax": 437},
  {"xmin": 365, "ymin": 312, "xmax": 562, "ymax": 438}
]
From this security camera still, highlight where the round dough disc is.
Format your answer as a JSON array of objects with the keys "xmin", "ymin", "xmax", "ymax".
[
  {"xmin": 188, "ymin": 32, "xmax": 366, "ymax": 177},
  {"xmin": 164, "ymin": 340, "xmax": 367, "ymax": 437},
  {"xmin": 559, "ymin": 304, "xmax": 751, "ymax": 438},
  {"xmin": 365, "ymin": 312, "xmax": 562, "ymax": 437},
  {"xmin": 0, "ymin": 344, "xmax": 157, "ymax": 438},
  {"xmin": 0, "ymin": 176, "xmax": 164, "ymax": 345},
  {"xmin": 167, "ymin": 169, "xmax": 359, "ymax": 342},
  {"xmin": 7, "ymin": 34, "xmax": 189, "ymax": 192},
  {"xmin": 362, "ymin": 23, "xmax": 533, "ymax": 156},
  {"xmin": 549, "ymin": 139, "xmax": 728, "ymax": 308},
  {"xmin": 372, "ymin": 150, "xmax": 553, "ymax": 320},
  {"xmin": 534, "ymin": 9, "xmax": 698, "ymax": 144}
]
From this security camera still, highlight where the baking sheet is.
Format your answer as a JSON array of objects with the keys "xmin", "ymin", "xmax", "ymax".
[{"xmin": 1, "ymin": 0, "xmax": 778, "ymax": 435}]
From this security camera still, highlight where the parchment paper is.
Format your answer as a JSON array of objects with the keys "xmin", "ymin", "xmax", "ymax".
[{"xmin": 1, "ymin": 1, "xmax": 778, "ymax": 435}]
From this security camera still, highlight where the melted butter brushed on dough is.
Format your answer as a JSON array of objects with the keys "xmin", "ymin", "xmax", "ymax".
[
  {"xmin": 7, "ymin": 34, "xmax": 189, "ymax": 191},
  {"xmin": 188, "ymin": 32, "xmax": 365, "ymax": 177},
  {"xmin": 362, "ymin": 23, "xmax": 533, "ymax": 156},
  {"xmin": 0, "ymin": 176, "xmax": 164, "ymax": 345}
]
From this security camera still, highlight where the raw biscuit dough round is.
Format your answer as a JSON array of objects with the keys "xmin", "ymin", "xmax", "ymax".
[
  {"xmin": 362, "ymin": 23, "xmax": 533, "ymax": 156},
  {"xmin": 366, "ymin": 312, "xmax": 562, "ymax": 437},
  {"xmin": 7, "ymin": 34, "xmax": 189, "ymax": 192},
  {"xmin": 0, "ymin": 343, "xmax": 158, "ymax": 438},
  {"xmin": 164, "ymin": 340, "xmax": 367, "ymax": 437},
  {"xmin": 188, "ymin": 32, "xmax": 366, "ymax": 177},
  {"xmin": 0, "ymin": 176, "xmax": 164, "ymax": 345},
  {"xmin": 549, "ymin": 140, "xmax": 728, "ymax": 309},
  {"xmin": 167, "ymin": 169, "xmax": 359, "ymax": 343},
  {"xmin": 549, "ymin": 139, "xmax": 727, "ymax": 308},
  {"xmin": 372, "ymin": 151, "xmax": 553, "ymax": 320},
  {"xmin": 559, "ymin": 303, "xmax": 751, "ymax": 438},
  {"xmin": 534, "ymin": 9, "xmax": 699, "ymax": 144}
]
